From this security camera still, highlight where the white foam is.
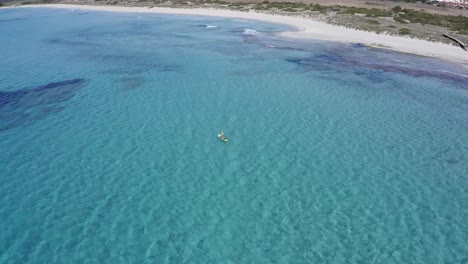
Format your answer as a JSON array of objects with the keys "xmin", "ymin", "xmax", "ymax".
[
  {"xmin": 436, "ymin": 69, "xmax": 468, "ymax": 78},
  {"xmin": 243, "ymin": 29, "xmax": 262, "ymax": 36},
  {"xmin": 206, "ymin": 25, "xmax": 219, "ymax": 29}
]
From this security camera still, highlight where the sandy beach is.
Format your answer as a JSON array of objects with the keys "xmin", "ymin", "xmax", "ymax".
[{"xmin": 9, "ymin": 4, "xmax": 468, "ymax": 67}]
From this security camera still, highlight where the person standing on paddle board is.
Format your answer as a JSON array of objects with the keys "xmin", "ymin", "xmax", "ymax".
[{"xmin": 220, "ymin": 130, "xmax": 226, "ymax": 139}]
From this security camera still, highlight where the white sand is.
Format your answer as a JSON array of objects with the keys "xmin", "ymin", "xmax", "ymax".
[{"xmin": 9, "ymin": 4, "xmax": 468, "ymax": 67}]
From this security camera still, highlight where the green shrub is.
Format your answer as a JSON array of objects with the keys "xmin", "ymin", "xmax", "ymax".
[
  {"xmin": 341, "ymin": 7, "xmax": 392, "ymax": 17},
  {"xmin": 399, "ymin": 8, "xmax": 442, "ymax": 26},
  {"xmin": 399, "ymin": 28, "xmax": 411, "ymax": 35},
  {"xmin": 447, "ymin": 15, "xmax": 468, "ymax": 32},
  {"xmin": 394, "ymin": 17, "xmax": 408, "ymax": 24},
  {"xmin": 282, "ymin": 8, "xmax": 297, "ymax": 12},
  {"xmin": 392, "ymin": 6, "xmax": 402, "ymax": 12},
  {"xmin": 310, "ymin": 4, "xmax": 327, "ymax": 12},
  {"xmin": 365, "ymin": 19, "xmax": 380, "ymax": 25},
  {"xmin": 330, "ymin": 5, "xmax": 342, "ymax": 12},
  {"xmin": 254, "ymin": 5, "xmax": 267, "ymax": 10}
]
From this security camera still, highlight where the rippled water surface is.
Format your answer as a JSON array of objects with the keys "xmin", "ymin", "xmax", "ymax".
[{"xmin": 1, "ymin": 7, "xmax": 467, "ymax": 264}]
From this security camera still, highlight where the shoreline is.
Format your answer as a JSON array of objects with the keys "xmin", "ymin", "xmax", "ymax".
[{"xmin": 5, "ymin": 4, "xmax": 468, "ymax": 68}]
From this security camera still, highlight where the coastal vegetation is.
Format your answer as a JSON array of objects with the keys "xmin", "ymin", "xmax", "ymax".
[
  {"xmin": 218, "ymin": 1, "xmax": 468, "ymax": 40},
  {"xmin": 394, "ymin": 17, "xmax": 409, "ymax": 24},
  {"xmin": 365, "ymin": 19, "xmax": 381, "ymax": 25},
  {"xmin": 340, "ymin": 7, "xmax": 393, "ymax": 17},
  {"xmin": 399, "ymin": 27, "xmax": 412, "ymax": 35}
]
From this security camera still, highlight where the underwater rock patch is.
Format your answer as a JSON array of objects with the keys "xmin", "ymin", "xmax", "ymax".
[
  {"xmin": 0, "ymin": 78, "xmax": 86, "ymax": 132},
  {"xmin": 115, "ymin": 77, "xmax": 146, "ymax": 92}
]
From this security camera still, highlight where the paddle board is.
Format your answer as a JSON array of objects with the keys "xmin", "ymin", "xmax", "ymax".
[{"xmin": 218, "ymin": 134, "xmax": 228, "ymax": 142}]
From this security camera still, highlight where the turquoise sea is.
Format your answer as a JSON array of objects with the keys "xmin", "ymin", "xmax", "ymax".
[{"xmin": 0, "ymin": 7, "xmax": 467, "ymax": 264}]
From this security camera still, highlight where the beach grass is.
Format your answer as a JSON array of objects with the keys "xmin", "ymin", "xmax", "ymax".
[
  {"xmin": 399, "ymin": 28, "xmax": 412, "ymax": 35},
  {"xmin": 365, "ymin": 19, "xmax": 381, "ymax": 25}
]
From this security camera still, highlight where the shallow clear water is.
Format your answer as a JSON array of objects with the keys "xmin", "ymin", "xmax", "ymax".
[{"xmin": 1, "ymin": 7, "xmax": 467, "ymax": 264}]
